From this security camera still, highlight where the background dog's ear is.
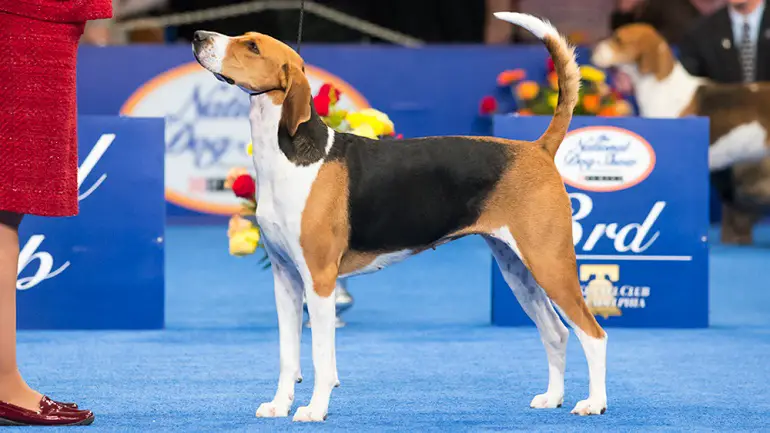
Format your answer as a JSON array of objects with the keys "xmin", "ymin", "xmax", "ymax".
[
  {"xmin": 281, "ymin": 63, "xmax": 312, "ymax": 137},
  {"xmin": 638, "ymin": 38, "xmax": 674, "ymax": 80}
]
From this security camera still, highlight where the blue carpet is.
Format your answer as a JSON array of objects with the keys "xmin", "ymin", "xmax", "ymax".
[{"xmin": 15, "ymin": 225, "xmax": 770, "ymax": 431}]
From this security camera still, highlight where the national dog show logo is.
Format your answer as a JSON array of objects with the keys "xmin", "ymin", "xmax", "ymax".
[
  {"xmin": 556, "ymin": 126, "xmax": 656, "ymax": 192},
  {"xmin": 120, "ymin": 62, "xmax": 370, "ymax": 215}
]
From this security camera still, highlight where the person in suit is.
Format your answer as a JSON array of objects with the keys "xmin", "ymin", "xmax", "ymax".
[{"xmin": 679, "ymin": 0, "xmax": 770, "ymax": 244}]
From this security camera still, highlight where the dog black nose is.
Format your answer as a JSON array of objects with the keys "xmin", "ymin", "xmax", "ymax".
[{"xmin": 193, "ymin": 31, "xmax": 208, "ymax": 43}]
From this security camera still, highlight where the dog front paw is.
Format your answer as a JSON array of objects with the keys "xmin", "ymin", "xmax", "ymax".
[
  {"xmin": 255, "ymin": 400, "xmax": 292, "ymax": 418},
  {"xmin": 292, "ymin": 405, "xmax": 327, "ymax": 422},
  {"xmin": 530, "ymin": 391, "xmax": 563, "ymax": 409},
  {"xmin": 570, "ymin": 397, "xmax": 607, "ymax": 416}
]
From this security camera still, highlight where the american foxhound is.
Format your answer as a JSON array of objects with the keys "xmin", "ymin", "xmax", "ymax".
[{"xmin": 193, "ymin": 12, "xmax": 608, "ymax": 422}]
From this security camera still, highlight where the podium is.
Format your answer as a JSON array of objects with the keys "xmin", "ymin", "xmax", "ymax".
[
  {"xmin": 491, "ymin": 116, "xmax": 710, "ymax": 328},
  {"xmin": 17, "ymin": 116, "xmax": 166, "ymax": 330}
]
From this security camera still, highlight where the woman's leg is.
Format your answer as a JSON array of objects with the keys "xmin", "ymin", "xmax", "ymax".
[{"xmin": 0, "ymin": 211, "xmax": 42, "ymax": 410}]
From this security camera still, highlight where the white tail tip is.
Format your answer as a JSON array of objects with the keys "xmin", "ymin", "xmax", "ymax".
[{"xmin": 493, "ymin": 12, "xmax": 557, "ymax": 40}]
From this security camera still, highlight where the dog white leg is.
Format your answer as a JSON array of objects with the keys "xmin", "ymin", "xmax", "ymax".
[
  {"xmin": 486, "ymin": 236, "xmax": 568, "ymax": 409},
  {"xmin": 293, "ymin": 284, "xmax": 337, "ymax": 422},
  {"xmin": 556, "ymin": 308, "xmax": 608, "ymax": 416},
  {"xmin": 256, "ymin": 263, "xmax": 303, "ymax": 418}
]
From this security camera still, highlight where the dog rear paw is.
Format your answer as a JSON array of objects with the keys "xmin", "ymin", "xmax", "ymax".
[
  {"xmin": 292, "ymin": 405, "xmax": 327, "ymax": 422},
  {"xmin": 530, "ymin": 392, "xmax": 563, "ymax": 409},
  {"xmin": 256, "ymin": 401, "xmax": 291, "ymax": 418},
  {"xmin": 570, "ymin": 398, "xmax": 607, "ymax": 416}
]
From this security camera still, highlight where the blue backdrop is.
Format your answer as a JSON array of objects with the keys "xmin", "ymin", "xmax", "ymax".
[
  {"xmin": 17, "ymin": 116, "xmax": 166, "ymax": 330},
  {"xmin": 491, "ymin": 115, "xmax": 710, "ymax": 328}
]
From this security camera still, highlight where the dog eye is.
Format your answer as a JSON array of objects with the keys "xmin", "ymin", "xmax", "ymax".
[{"xmin": 246, "ymin": 41, "xmax": 260, "ymax": 54}]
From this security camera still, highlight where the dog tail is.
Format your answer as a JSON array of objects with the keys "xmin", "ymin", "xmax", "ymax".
[{"xmin": 493, "ymin": 12, "xmax": 580, "ymax": 158}]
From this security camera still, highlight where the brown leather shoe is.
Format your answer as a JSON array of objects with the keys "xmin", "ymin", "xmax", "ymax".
[{"xmin": 0, "ymin": 396, "xmax": 94, "ymax": 426}]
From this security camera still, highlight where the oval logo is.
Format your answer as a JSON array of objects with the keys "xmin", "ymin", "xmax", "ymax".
[
  {"xmin": 555, "ymin": 126, "xmax": 656, "ymax": 192},
  {"xmin": 120, "ymin": 62, "xmax": 369, "ymax": 215}
]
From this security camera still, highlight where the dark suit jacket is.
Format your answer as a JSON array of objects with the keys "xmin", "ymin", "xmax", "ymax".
[
  {"xmin": 679, "ymin": 6, "xmax": 770, "ymax": 83},
  {"xmin": 678, "ymin": 6, "xmax": 770, "ymax": 206}
]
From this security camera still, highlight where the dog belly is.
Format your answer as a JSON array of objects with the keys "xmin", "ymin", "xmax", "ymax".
[{"xmin": 338, "ymin": 249, "xmax": 414, "ymax": 278}]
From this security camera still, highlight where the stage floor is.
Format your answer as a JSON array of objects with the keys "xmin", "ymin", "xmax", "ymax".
[{"xmin": 17, "ymin": 225, "xmax": 770, "ymax": 431}]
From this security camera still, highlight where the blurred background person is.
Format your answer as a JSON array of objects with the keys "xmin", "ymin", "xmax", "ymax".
[
  {"xmin": 82, "ymin": 0, "xmax": 169, "ymax": 45},
  {"xmin": 679, "ymin": 0, "xmax": 769, "ymax": 244},
  {"xmin": 609, "ymin": 0, "xmax": 726, "ymax": 45},
  {"xmin": 0, "ymin": 0, "xmax": 112, "ymax": 426}
]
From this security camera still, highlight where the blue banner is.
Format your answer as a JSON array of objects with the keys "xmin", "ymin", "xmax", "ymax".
[
  {"xmin": 17, "ymin": 116, "xmax": 165, "ymax": 330},
  {"xmin": 491, "ymin": 115, "xmax": 710, "ymax": 328}
]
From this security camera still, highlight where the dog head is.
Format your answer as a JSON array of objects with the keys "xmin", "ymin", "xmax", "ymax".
[
  {"xmin": 592, "ymin": 24, "xmax": 674, "ymax": 80},
  {"xmin": 192, "ymin": 30, "xmax": 311, "ymax": 136}
]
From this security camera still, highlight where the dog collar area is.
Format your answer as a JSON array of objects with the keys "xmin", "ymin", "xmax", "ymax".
[{"xmin": 246, "ymin": 87, "xmax": 283, "ymax": 96}]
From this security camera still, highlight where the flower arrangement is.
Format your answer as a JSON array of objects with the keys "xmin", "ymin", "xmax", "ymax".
[
  {"xmin": 226, "ymin": 82, "xmax": 399, "ymax": 260},
  {"xmin": 479, "ymin": 57, "xmax": 634, "ymax": 117},
  {"xmin": 313, "ymin": 83, "xmax": 401, "ymax": 140}
]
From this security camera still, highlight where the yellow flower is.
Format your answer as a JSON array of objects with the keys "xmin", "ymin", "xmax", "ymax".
[
  {"xmin": 246, "ymin": 142, "xmax": 253, "ymax": 156},
  {"xmin": 227, "ymin": 215, "xmax": 253, "ymax": 238},
  {"xmin": 547, "ymin": 92, "xmax": 559, "ymax": 108},
  {"xmin": 324, "ymin": 110, "xmax": 347, "ymax": 129},
  {"xmin": 580, "ymin": 65, "xmax": 606, "ymax": 83},
  {"xmin": 346, "ymin": 109, "xmax": 395, "ymax": 137},
  {"xmin": 229, "ymin": 227, "xmax": 261, "ymax": 256},
  {"xmin": 350, "ymin": 123, "xmax": 378, "ymax": 139}
]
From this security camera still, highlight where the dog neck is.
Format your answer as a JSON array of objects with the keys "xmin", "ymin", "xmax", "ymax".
[
  {"xmin": 621, "ymin": 62, "xmax": 706, "ymax": 118},
  {"xmin": 248, "ymin": 93, "xmax": 329, "ymax": 166}
]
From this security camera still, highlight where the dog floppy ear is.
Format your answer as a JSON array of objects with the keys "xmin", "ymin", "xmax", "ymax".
[
  {"xmin": 638, "ymin": 37, "xmax": 674, "ymax": 80},
  {"xmin": 281, "ymin": 63, "xmax": 312, "ymax": 137}
]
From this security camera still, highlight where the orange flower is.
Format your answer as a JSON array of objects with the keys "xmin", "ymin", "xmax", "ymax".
[
  {"xmin": 598, "ymin": 106, "xmax": 619, "ymax": 117},
  {"xmin": 615, "ymin": 100, "xmax": 634, "ymax": 116},
  {"xmin": 516, "ymin": 81, "xmax": 540, "ymax": 101},
  {"xmin": 582, "ymin": 94, "xmax": 600, "ymax": 113},
  {"xmin": 547, "ymin": 71, "xmax": 559, "ymax": 90},
  {"xmin": 517, "ymin": 109, "xmax": 534, "ymax": 116},
  {"xmin": 497, "ymin": 69, "xmax": 526, "ymax": 86},
  {"xmin": 224, "ymin": 167, "xmax": 249, "ymax": 189}
]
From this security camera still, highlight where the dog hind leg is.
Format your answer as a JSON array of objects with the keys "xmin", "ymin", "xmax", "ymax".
[
  {"xmin": 505, "ymin": 208, "xmax": 608, "ymax": 416},
  {"xmin": 485, "ymin": 234, "xmax": 568, "ymax": 409}
]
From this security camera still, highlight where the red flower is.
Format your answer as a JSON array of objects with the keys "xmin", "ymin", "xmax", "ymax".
[
  {"xmin": 232, "ymin": 174, "xmax": 256, "ymax": 199},
  {"xmin": 313, "ymin": 93, "xmax": 331, "ymax": 116},
  {"xmin": 546, "ymin": 57, "xmax": 555, "ymax": 73},
  {"xmin": 395, "ymin": 133, "xmax": 404, "ymax": 139},
  {"xmin": 318, "ymin": 83, "xmax": 341, "ymax": 103},
  {"xmin": 479, "ymin": 95, "xmax": 498, "ymax": 115}
]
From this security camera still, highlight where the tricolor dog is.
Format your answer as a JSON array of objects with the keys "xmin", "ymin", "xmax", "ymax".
[
  {"xmin": 193, "ymin": 12, "xmax": 608, "ymax": 422},
  {"xmin": 592, "ymin": 24, "xmax": 770, "ymax": 244}
]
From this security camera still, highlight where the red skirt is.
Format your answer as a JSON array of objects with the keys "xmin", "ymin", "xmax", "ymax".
[{"xmin": 0, "ymin": 2, "xmax": 111, "ymax": 217}]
